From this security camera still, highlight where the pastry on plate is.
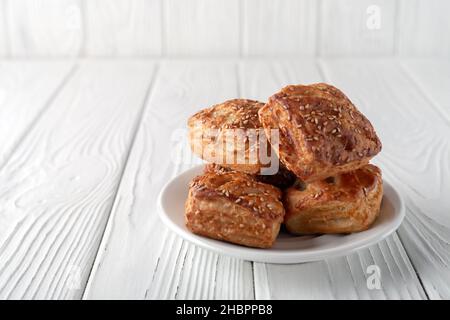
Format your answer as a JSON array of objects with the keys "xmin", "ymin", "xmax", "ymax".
[
  {"xmin": 185, "ymin": 170, "xmax": 285, "ymax": 248},
  {"xmin": 283, "ymin": 164, "xmax": 383, "ymax": 234},
  {"xmin": 258, "ymin": 83, "xmax": 382, "ymax": 182},
  {"xmin": 204, "ymin": 163, "xmax": 296, "ymax": 190},
  {"xmin": 188, "ymin": 99, "xmax": 274, "ymax": 174}
]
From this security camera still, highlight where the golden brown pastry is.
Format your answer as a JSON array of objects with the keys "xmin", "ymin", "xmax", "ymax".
[
  {"xmin": 185, "ymin": 170, "xmax": 285, "ymax": 248},
  {"xmin": 188, "ymin": 99, "xmax": 273, "ymax": 174},
  {"xmin": 283, "ymin": 164, "xmax": 383, "ymax": 235},
  {"xmin": 204, "ymin": 163, "xmax": 296, "ymax": 190},
  {"xmin": 258, "ymin": 83, "xmax": 382, "ymax": 182}
]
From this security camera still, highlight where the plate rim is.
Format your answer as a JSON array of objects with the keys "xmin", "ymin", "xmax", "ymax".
[{"xmin": 157, "ymin": 165, "xmax": 405, "ymax": 264}]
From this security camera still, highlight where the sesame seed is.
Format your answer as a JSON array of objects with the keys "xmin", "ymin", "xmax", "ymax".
[
  {"xmin": 235, "ymin": 198, "xmax": 242, "ymax": 203},
  {"xmin": 313, "ymin": 136, "xmax": 319, "ymax": 141}
]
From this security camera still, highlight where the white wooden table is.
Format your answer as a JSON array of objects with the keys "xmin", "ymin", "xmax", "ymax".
[{"xmin": 0, "ymin": 58, "xmax": 449, "ymax": 300}]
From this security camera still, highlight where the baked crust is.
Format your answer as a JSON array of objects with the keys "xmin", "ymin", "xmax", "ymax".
[
  {"xmin": 258, "ymin": 83, "xmax": 382, "ymax": 182},
  {"xmin": 188, "ymin": 99, "xmax": 271, "ymax": 174},
  {"xmin": 204, "ymin": 163, "xmax": 296, "ymax": 189},
  {"xmin": 283, "ymin": 164, "xmax": 383, "ymax": 234},
  {"xmin": 185, "ymin": 170, "xmax": 285, "ymax": 248}
]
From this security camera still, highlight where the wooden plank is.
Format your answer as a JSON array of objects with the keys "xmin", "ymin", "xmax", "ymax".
[
  {"xmin": 7, "ymin": 0, "xmax": 82, "ymax": 57},
  {"xmin": 84, "ymin": 0, "xmax": 162, "ymax": 56},
  {"xmin": 240, "ymin": 60, "xmax": 427, "ymax": 299},
  {"xmin": 320, "ymin": 58, "xmax": 450, "ymax": 299},
  {"xmin": 0, "ymin": 61, "xmax": 74, "ymax": 168},
  {"xmin": 400, "ymin": 59, "xmax": 450, "ymax": 124},
  {"xmin": 319, "ymin": 0, "xmax": 396, "ymax": 56},
  {"xmin": 164, "ymin": 0, "xmax": 240, "ymax": 56},
  {"xmin": 396, "ymin": 59, "xmax": 450, "ymax": 298},
  {"xmin": 0, "ymin": 61, "xmax": 154, "ymax": 299},
  {"xmin": 243, "ymin": 0, "xmax": 316, "ymax": 56},
  {"xmin": 397, "ymin": 0, "xmax": 450, "ymax": 57},
  {"xmin": 83, "ymin": 61, "xmax": 254, "ymax": 300}
]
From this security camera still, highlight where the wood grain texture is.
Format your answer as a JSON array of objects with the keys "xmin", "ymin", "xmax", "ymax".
[
  {"xmin": 243, "ymin": 0, "xmax": 316, "ymax": 56},
  {"xmin": 1, "ymin": 0, "xmax": 450, "ymax": 57},
  {"xmin": 400, "ymin": 59, "xmax": 450, "ymax": 123},
  {"xmin": 254, "ymin": 235, "xmax": 425, "ymax": 299},
  {"xmin": 397, "ymin": 0, "xmax": 450, "ymax": 56},
  {"xmin": 320, "ymin": 58, "xmax": 450, "ymax": 299},
  {"xmin": 0, "ymin": 61, "xmax": 73, "ymax": 167},
  {"xmin": 7, "ymin": 0, "xmax": 82, "ymax": 57},
  {"xmin": 164, "ymin": 0, "xmax": 240, "ymax": 56},
  {"xmin": 0, "ymin": 61, "xmax": 154, "ymax": 299},
  {"xmin": 84, "ymin": 0, "xmax": 162, "ymax": 56},
  {"xmin": 319, "ymin": 0, "xmax": 396, "ymax": 56},
  {"xmin": 240, "ymin": 60, "xmax": 427, "ymax": 299},
  {"xmin": 83, "ymin": 62, "xmax": 254, "ymax": 299},
  {"xmin": 396, "ymin": 59, "xmax": 450, "ymax": 298},
  {"xmin": 1, "ymin": 59, "xmax": 446, "ymax": 299}
]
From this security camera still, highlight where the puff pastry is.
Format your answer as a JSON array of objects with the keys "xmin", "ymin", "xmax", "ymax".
[
  {"xmin": 185, "ymin": 169, "xmax": 285, "ymax": 248},
  {"xmin": 258, "ymin": 83, "xmax": 382, "ymax": 182},
  {"xmin": 204, "ymin": 163, "xmax": 296, "ymax": 190},
  {"xmin": 283, "ymin": 164, "xmax": 383, "ymax": 234},
  {"xmin": 188, "ymin": 99, "xmax": 273, "ymax": 174}
]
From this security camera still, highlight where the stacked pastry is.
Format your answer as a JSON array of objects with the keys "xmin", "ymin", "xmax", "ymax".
[{"xmin": 185, "ymin": 84, "xmax": 382, "ymax": 248}]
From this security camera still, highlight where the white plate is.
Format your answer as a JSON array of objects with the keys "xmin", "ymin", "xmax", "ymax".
[{"xmin": 157, "ymin": 165, "xmax": 405, "ymax": 264}]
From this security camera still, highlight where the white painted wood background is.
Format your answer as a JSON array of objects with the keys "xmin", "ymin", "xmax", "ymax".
[
  {"xmin": 0, "ymin": 58, "xmax": 448, "ymax": 299},
  {"xmin": 0, "ymin": 0, "xmax": 449, "ymax": 57},
  {"xmin": 0, "ymin": 0, "xmax": 449, "ymax": 300}
]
